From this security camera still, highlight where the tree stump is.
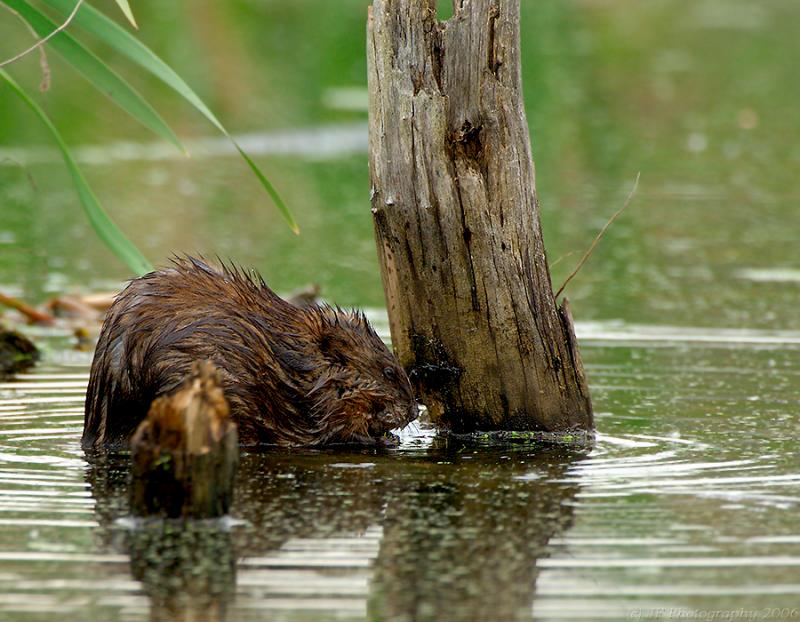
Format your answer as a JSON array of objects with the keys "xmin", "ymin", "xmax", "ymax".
[
  {"xmin": 130, "ymin": 361, "xmax": 238, "ymax": 518},
  {"xmin": 367, "ymin": 0, "xmax": 592, "ymax": 433}
]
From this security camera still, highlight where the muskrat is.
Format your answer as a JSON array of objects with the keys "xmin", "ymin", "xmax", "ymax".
[{"xmin": 82, "ymin": 257, "xmax": 417, "ymax": 449}]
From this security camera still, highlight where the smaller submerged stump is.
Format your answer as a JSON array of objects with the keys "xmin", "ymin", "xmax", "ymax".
[
  {"xmin": 131, "ymin": 361, "xmax": 238, "ymax": 518},
  {"xmin": 0, "ymin": 327, "xmax": 38, "ymax": 377}
]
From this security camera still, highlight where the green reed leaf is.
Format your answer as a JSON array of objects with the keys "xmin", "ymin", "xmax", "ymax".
[
  {"xmin": 41, "ymin": 0, "xmax": 299, "ymax": 233},
  {"xmin": 2, "ymin": 0, "xmax": 184, "ymax": 153},
  {"xmin": 0, "ymin": 69, "xmax": 153, "ymax": 275},
  {"xmin": 110, "ymin": 0, "xmax": 136, "ymax": 28}
]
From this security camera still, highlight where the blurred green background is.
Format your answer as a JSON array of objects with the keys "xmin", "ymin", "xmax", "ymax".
[{"xmin": 1, "ymin": 0, "xmax": 798, "ymax": 328}]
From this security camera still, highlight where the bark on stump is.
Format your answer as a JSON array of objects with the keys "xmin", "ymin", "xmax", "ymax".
[
  {"xmin": 367, "ymin": 0, "xmax": 592, "ymax": 432},
  {"xmin": 130, "ymin": 361, "xmax": 238, "ymax": 518}
]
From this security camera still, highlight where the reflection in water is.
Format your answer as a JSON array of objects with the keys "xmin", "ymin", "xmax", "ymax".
[
  {"xmin": 87, "ymin": 452, "xmax": 236, "ymax": 621},
  {"xmin": 85, "ymin": 442, "xmax": 588, "ymax": 621},
  {"xmin": 127, "ymin": 521, "xmax": 235, "ymax": 622},
  {"xmin": 369, "ymin": 446, "xmax": 584, "ymax": 622}
]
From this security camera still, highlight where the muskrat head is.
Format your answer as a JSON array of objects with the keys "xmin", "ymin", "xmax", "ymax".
[{"xmin": 303, "ymin": 306, "xmax": 417, "ymax": 446}]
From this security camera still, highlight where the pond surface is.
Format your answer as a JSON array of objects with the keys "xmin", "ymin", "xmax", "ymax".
[
  {"xmin": 0, "ymin": 0, "xmax": 799, "ymax": 620},
  {"xmin": 0, "ymin": 323, "xmax": 797, "ymax": 621}
]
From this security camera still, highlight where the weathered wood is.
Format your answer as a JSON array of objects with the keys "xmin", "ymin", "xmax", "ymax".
[
  {"xmin": 367, "ymin": 0, "xmax": 592, "ymax": 432},
  {"xmin": 130, "ymin": 361, "xmax": 238, "ymax": 518}
]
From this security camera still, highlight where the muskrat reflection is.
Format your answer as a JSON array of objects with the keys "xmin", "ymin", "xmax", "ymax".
[{"xmin": 85, "ymin": 445, "xmax": 586, "ymax": 621}]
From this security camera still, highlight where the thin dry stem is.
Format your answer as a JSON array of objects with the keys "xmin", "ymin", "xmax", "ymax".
[
  {"xmin": 0, "ymin": 0, "xmax": 84, "ymax": 70},
  {"xmin": 549, "ymin": 250, "xmax": 577, "ymax": 269},
  {"xmin": 555, "ymin": 173, "xmax": 641, "ymax": 300}
]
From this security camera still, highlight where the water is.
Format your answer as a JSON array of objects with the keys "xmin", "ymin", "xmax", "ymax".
[
  {"xmin": 1, "ymin": 0, "xmax": 799, "ymax": 620},
  {"xmin": 0, "ymin": 325, "xmax": 796, "ymax": 621}
]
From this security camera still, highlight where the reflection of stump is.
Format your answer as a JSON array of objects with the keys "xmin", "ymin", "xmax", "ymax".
[
  {"xmin": 127, "ymin": 520, "xmax": 235, "ymax": 622},
  {"xmin": 369, "ymin": 446, "xmax": 584, "ymax": 622},
  {"xmin": 131, "ymin": 362, "xmax": 238, "ymax": 518},
  {"xmin": 0, "ymin": 327, "xmax": 38, "ymax": 377}
]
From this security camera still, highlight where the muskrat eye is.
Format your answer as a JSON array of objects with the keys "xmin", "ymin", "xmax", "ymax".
[{"xmin": 383, "ymin": 367, "xmax": 396, "ymax": 381}]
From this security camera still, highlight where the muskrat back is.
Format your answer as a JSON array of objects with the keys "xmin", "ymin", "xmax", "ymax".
[{"xmin": 83, "ymin": 257, "xmax": 417, "ymax": 449}]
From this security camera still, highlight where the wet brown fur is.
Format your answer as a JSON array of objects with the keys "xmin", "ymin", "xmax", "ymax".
[{"xmin": 82, "ymin": 257, "xmax": 417, "ymax": 449}]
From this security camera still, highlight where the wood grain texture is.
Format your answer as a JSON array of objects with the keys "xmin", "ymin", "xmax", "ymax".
[
  {"xmin": 368, "ymin": 0, "xmax": 592, "ymax": 431},
  {"xmin": 130, "ymin": 361, "xmax": 238, "ymax": 518}
]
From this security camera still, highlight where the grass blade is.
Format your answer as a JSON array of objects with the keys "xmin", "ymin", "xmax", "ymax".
[
  {"xmin": 237, "ymin": 145, "xmax": 299, "ymax": 234},
  {"xmin": 2, "ymin": 0, "xmax": 184, "ymax": 153},
  {"xmin": 41, "ymin": 0, "xmax": 298, "ymax": 233},
  {"xmin": 0, "ymin": 69, "xmax": 153, "ymax": 276},
  {"xmin": 42, "ymin": 0, "xmax": 223, "ymax": 131},
  {"xmin": 110, "ymin": 0, "xmax": 136, "ymax": 28}
]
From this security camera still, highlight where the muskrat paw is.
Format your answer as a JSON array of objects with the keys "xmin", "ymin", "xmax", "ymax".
[
  {"xmin": 376, "ymin": 432, "xmax": 401, "ymax": 448},
  {"xmin": 338, "ymin": 432, "xmax": 400, "ymax": 448}
]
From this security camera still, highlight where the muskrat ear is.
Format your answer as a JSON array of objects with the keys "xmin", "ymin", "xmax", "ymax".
[{"xmin": 318, "ymin": 331, "xmax": 349, "ymax": 365}]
